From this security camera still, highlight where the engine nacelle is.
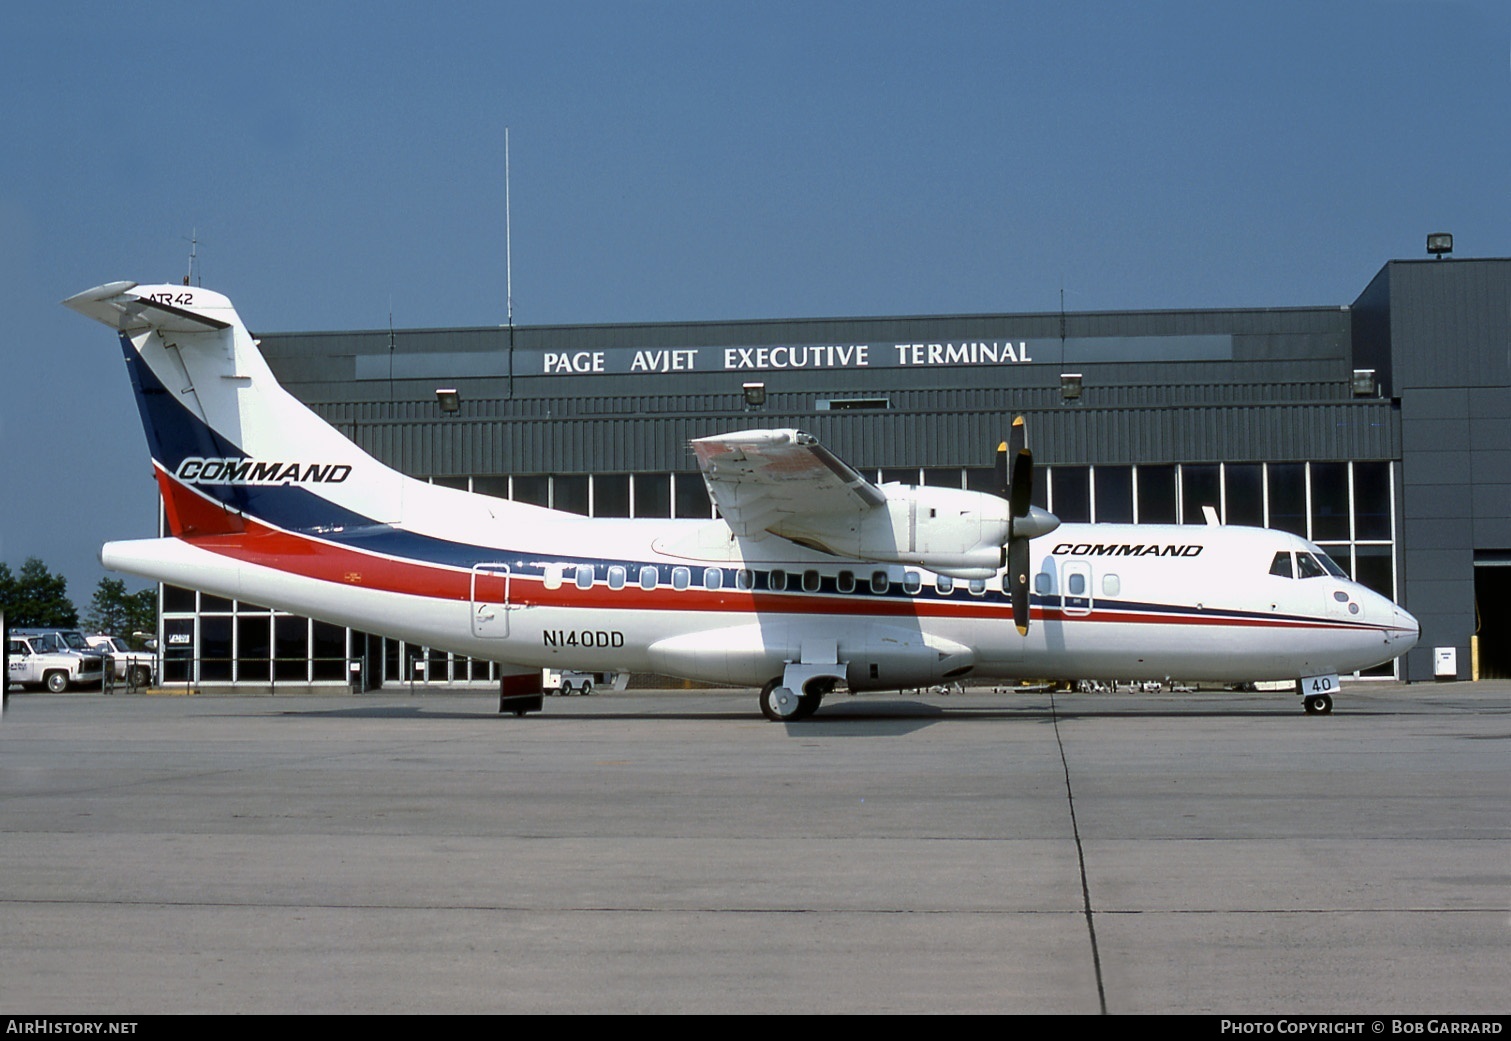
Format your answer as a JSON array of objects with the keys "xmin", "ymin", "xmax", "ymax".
[
  {"xmin": 648, "ymin": 623, "xmax": 792, "ymax": 686},
  {"xmin": 845, "ymin": 628, "xmax": 975, "ymax": 691},
  {"xmin": 769, "ymin": 483, "xmax": 1013, "ymax": 578}
]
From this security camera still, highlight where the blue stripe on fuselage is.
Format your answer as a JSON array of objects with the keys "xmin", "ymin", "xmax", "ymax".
[{"xmin": 124, "ymin": 333, "xmax": 373, "ymax": 532}]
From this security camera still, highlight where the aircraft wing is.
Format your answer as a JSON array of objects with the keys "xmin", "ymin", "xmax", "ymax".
[{"xmin": 691, "ymin": 429, "xmax": 887, "ymax": 537}]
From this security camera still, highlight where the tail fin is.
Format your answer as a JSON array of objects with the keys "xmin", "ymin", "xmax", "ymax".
[{"xmin": 64, "ymin": 282, "xmax": 404, "ymax": 537}]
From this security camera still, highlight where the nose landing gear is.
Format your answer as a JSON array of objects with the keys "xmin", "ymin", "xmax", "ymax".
[{"xmin": 1303, "ymin": 692, "xmax": 1333, "ymax": 715}]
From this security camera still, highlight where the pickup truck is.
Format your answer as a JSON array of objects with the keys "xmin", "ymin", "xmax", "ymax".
[
  {"xmin": 6, "ymin": 631, "xmax": 106, "ymax": 692},
  {"xmin": 86, "ymin": 635, "xmax": 157, "ymax": 688}
]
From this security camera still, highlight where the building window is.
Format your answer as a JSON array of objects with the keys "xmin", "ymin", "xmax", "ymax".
[
  {"xmin": 634, "ymin": 474, "xmax": 671, "ymax": 518},
  {"xmin": 1310, "ymin": 462, "xmax": 1351, "ymax": 541},
  {"xmin": 1093, "ymin": 466, "xmax": 1134, "ymax": 523},
  {"xmin": 512, "ymin": 474, "xmax": 550, "ymax": 507},
  {"xmin": 1136, "ymin": 466, "xmax": 1177, "ymax": 524},
  {"xmin": 553, "ymin": 474, "xmax": 589, "ymax": 515},
  {"xmin": 275, "ymin": 614, "xmax": 309, "ymax": 682},
  {"xmin": 1267, "ymin": 463, "xmax": 1308, "ymax": 535},
  {"xmin": 593, "ymin": 474, "xmax": 631, "ymax": 517},
  {"xmin": 673, "ymin": 473, "xmax": 712, "ymax": 518},
  {"xmin": 1353, "ymin": 462, "xmax": 1392, "ymax": 540},
  {"xmin": 1225, "ymin": 464, "xmax": 1264, "ymax": 526},
  {"xmin": 1050, "ymin": 467, "xmax": 1090, "ymax": 523},
  {"xmin": 1180, "ymin": 464, "xmax": 1221, "ymax": 525}
]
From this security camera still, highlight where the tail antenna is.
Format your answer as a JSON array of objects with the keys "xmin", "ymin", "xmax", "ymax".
[{"xmin": 183, "ymin": 227, "xmax": 202, "ymax": 287}]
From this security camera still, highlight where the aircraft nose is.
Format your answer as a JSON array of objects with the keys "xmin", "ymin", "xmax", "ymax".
[{"xmin": 1389, "ymin": 603, "xmax": 1420, "ymax": 652}]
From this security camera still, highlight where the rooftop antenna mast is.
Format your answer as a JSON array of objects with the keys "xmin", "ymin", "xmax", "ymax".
[
  {"xmin": 1059, "ymin": 284, "xmax": 1067, "ymax": 369},
  {"xmin": 505, "ymin": 126, "xmax": 514, "ymax": 329},
  {"xmin": 505, "ymin": 125, "xmax": 515, "ymax": 397}
]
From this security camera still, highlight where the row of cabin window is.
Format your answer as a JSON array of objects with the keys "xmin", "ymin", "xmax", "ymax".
[
  {"xmin": 546, "ymin": 565, "xmax": 941, "ymax": 594},
  {"xmin": 545, "ymin": 564, "xmax": 1120, "ymax": 598}
]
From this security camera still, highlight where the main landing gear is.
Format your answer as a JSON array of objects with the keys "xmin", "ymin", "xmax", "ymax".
[{"xmin": 759, "ymin": 677, "xmax": 831, "ymax": 722}]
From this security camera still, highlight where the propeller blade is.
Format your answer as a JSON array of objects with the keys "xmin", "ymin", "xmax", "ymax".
[
  {"xmin": 1000, "ymin": 415, "xmax": 1051, "ymax": 634},
  {"xmin": 1007, "ymin": 415, "xmax": 1032, "ymax": 521},
  {"xmin": 1010, "ymin": 446, "xmax": 1033, "ymax": 522},
  {"xmin": 1009, "ymin": 537, "xmax": 1031, "ymax": 635}
]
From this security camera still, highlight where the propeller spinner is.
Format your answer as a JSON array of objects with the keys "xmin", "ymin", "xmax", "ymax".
[{"xmin": 995, "ymin": 416, "xmax": 1060, "ymax": 635}]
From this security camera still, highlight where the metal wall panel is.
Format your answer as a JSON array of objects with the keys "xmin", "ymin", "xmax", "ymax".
[
  {"xmin": 1362, "ymin": 259, "xmax": 1511, "ymax": 680},
  {"xmin": 340, "ymin": 399, "xmax": 1399, "ymax": 477},
  {"xmin": 1388, "ymin": 260, "xmax": 1511, "ymax": 391}
]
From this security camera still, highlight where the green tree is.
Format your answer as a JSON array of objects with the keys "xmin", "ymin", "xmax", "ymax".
[
  {"xmin": 83, "ymin": 577, "xmax": 157, "ymax": 642},
  {"xmin": 0, "ymin": 557, "xmax": 80, "ymax": 628}
]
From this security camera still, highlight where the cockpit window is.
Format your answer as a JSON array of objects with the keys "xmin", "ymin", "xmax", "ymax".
[
  {"xmin": 1296, "ymin": 552, "xmax": 1328, "ymax": 579},
  {"xmin": 1269, "ymin": 552, "xmax": 1294, "ymax": 579},
  {"xmin": 1316, "ymin": 551, "xmax": 1348, "ymax": 578}
]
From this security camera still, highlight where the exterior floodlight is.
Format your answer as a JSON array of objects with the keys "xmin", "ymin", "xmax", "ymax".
[
  {"xmin": 1427, "ymin": 233, "xmax": 1453, "ymax": 258},
  {"xmin": 436, "ymin": 388, "xmax": 460, "ymax": 414},
  {"xmin": 1352, "ymin": 369, "xmax": 1377, "ymax": 397},
  {"xmin": 1060, "ymin": 373, "xmax": 1083, "ymax": 400},
  {"xmin": 742, "ymin": 381, "xmax": 767, "ymax": 408}
]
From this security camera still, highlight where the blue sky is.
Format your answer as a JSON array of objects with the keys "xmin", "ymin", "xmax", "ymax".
[{"xmin": 3, "ymin": 1, "xmax": 1508, "ymax": 606}]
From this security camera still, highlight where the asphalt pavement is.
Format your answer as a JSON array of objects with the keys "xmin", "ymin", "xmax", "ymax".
[{"xmin": 0, "ymin": 681, "xmax": 1505, "ymax": 1014}]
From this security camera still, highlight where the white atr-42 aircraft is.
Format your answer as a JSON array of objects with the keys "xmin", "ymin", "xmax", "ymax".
[{"xmin": 66, "ymin": 282, "xmax": 1419, "ymax": 719}]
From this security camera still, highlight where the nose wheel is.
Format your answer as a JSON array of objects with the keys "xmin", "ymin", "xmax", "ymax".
[{"xmin": 1303, "ymin": 692, "xmax": 1333, "ymax": 715}]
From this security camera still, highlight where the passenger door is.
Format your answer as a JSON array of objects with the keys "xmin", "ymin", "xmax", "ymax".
[
  {"xmin": 1061, "ymin": 560, "xmax": 1093, "ymax": 616},
  {"xmin": 471, "ymin": 563, "xmax": 513, "ymax": 638}
]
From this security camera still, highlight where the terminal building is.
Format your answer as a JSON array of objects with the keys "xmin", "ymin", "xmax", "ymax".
[{"xmin": 155, "ymin": 254, "xmax": 1511, "ymax": 688}]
